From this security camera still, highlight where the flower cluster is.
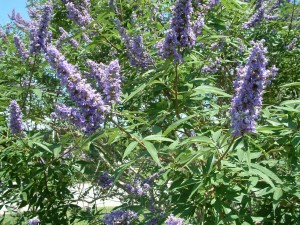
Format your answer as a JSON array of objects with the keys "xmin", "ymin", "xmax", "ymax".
[
  {"xmin": 286, "ymin": 38, "xmax": 297, "ymax": 51},
  {"xmin": 125, "ymin": 174, "xmax": 150, "ymax": 196},
  {"xmin": 165, "ymin": 214, "xmax": 184, "ymax": 225},
  {"xmin": 236, "ymin": 38, "xmax": 247, "ymax": 54},
  {"xmin": 87, "ymin": 59, "xmax": 121, "ymax": 104},
  {"xmin": 266, "ymin": 65, "xmax": 278, "ymax": 85},
  {"xmin": 62, "ymin": 145, "xmax": 73, "ymax": 159},
  {"xmin": 102, "ymin": 210, "xmax": 138, "ymax": 225},
  {"xmin": 270, "ymin": 0, "xmax": 283, "ymax": 12},
  {"xmin": 29, "ymin": 4, "xmax": 52, "ymax": 54},
  {"xmin": 9, "ymin": 9, "xmax": 31, "ymax": 31},
  {"xmin": 0, "ymin": 27, "xmax": 6, "ymax": 39},
  {"xmin": 157, "ymin": 31, "xmax": 182, "ymax": 62},
  {"xmin": 14, "ymin": 35, "xmax": 29, "ymax": 61},
  {"xmin": 202, "ymin": 58, "xmax": 221, "ymax": 74},
  {"xmin": 9, "ymin": 100, "xmax": 24, "ymax": 137},
  {"xmin": 52, "ymin": 104, "xmax": 86, "ymax": 129},
  {"xmin": 64, "ymin": 0, "xmax": 92, "ymax": 27},
  {"xmin": 195, "ymin": 0, "xmax": 220, "ymax": 11},
  {"xmin": 242, "ymin": 3, "xmax": 266, "ymax": 29},
  {"xmin": 98, "ymin": 171, "xmax": 113, "ymax": 189},
  {"xmin": 86, "ymin": 59, "xmax": 107, "ymax": 90},
  {"xmin": 193, "ymin": 13, "xmax": 205, "ymax": 36},
  {"xmin": 117, "ymin": 22, "xmax": 153, "ymax": 70},
  {"xmin": 57, "ymin": 27, "xmax": 79, "ymax": 48},
  {"xmin": 208, "ymin": 0, "xmax": 220, "ymax": 9},
  {"xmin": 28, "ymin": 217, "xmax": 40, "ymax": 225},
  {"xmin": 103, "ymin": 60, "xmax": 121, "ymax": 104},
  {"xmin": 46, "ymin": 45, "xmax": 109, "ymax": 133},
  {"xmin": 5, "ymin": 23, "xmax": 11, "ymax": 34},
  {"xmin": 81, "ymin": 33, "xmax": 91, "ymax": 43},
  {"xmin": 125, "ymin": 171, "xmax": 164, "ymax": 197},
  {"xmin": 159, "ymin": 0, "xmax": 200, "ymax": 62},
  {"xmin": 170, "ymin": 0, "xmax": 194, "ymax": 48},
  {"xmin": 229, "ymin": 40, "xmax": 275, "ymax": 136},
  {"xmin": 108, "ymin": 0, "xmax": 119, "ymax": 13}
]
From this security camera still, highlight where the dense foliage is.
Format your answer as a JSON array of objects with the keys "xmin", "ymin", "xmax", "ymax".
[{"xmin": 0, "ymin": 0, "xmax": 299, "ymax": 224}]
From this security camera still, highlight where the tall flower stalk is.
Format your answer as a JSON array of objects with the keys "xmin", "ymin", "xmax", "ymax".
[
  {"xmin": 63, "ymin": 0, "xmax": 92, "ymax": 27},
  {"xmin": 229, "ymin": 40, "xmax": 275, "ymax": 136},
  {"xmin": 46, "ymin": 45, "xmax": 108, "ymax": 133},
  {"xmin": 13, "ymin": 35, "xmax": 29, "ymax": 61},
  {"xmin": 30, "ymin": 4, "xmax": 52, "ymax": 54},
  {"xmin": 9, "ymin": 100, "xmax": 24, "ymax": 137},
  {"xmin": 158, "ymin": 0, "xmax": 200, "ymax": 62}
]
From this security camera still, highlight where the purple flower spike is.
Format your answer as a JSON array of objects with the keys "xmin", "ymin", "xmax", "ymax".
[
  {"xmin": 229, "ymin": 40, "xmax": 275, "ymax": 136},
  {"xmin": 117, "ymin": 21, "xmax": 153, "ymax": 70},
  {"xmin": 170, "ymin": 0, "xmax": 195, "ymax": 48},
  {"xmin": 28, "ymin": 217, "xmax": 40, "ymax": 225},
  {"xmin": 158, "ymin": 0, "xmax": 198, "ymax": 62},
  {"xmin": 57, "ymin": 27, "xmax": 79, "ymax": 48},
  {"xmin": 53, "ymin": 104, "xmax": 86, "ymax": 130},
  {"xmin": 46, "ymin": 45, "xmax": 108, "ymax": 133},
  {"xmin": 65, "ymin": 1, "xmax": 92, "ymax": 27},
  {"xmin": 30, "ymin": 4, "xmax": 52, "ymax": 54},
  {"xmin": 157, "ymin": 30, "xmax": 182, "ymax": 62},
  {"xmin": 98, "ymin": 171, "xmax": 113, "ymax": 189},
  {"xmin": 103, "ymin": 59, "xmax": 121, "ymax": 104},
  {"xmin": 14, "ymin": 35, "xmax": 29, "ymax": 61},
  {"xmin": 0, "ymin": 27, "xmax": 6, "ymax": 39},
  {"xmin": 9, "ymin": 100, "xmax": 24, "ymax": 137},
  {"xmin": 165, "ymin": 214, "xmax": 184, "ymax": 225},
  {"xmin": 86, "ymin": 59, "xmax": 107, "ymax": 91},
  {"xmin": 102, "ymin": 210, "xmax": 138, "ymax": 225},
  {"xmin": 87, "ymin": 59, "xmax": 122, "ymax": 104},
  {"xmin": 242, "ymin": 5, "xmax": 265, "ymax": 29}
]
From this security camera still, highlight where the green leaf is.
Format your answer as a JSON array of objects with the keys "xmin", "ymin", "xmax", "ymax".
[
  {"xmin": 282, "ymin": 82, "xmax": 300, "ymax": 87},
  {"xmin": 123, "ymin": 83, "xmax": 147, "ymax": 103},
  {"xmin": 250, "ymin": 163, "xmax": 283, "ymax": 184},
  {"xmin": 204, "ymin": 154, "xmax": 215, "ymax": 175},
  {"xmin": 143, "ymin": 135, "xmax": 174, "ymax": 142},
  {"xmin": 273, "ymin": 187, "xmax": 283, "ymax": 211},
  {"xmin": 179, "ymin": 136, "xmax": 212, "ymax": 146},
  {"xmin": 33, "ymin": 142, "xmax": 52, "ymax": 154},
  {"xmin": 80, "ymin": 130, "xmax": 105, "ymax": 151},
  {"xmin": 192, "ymin": 85, "xmax": 231, "ymax": 98},
  {"xmin": 123, "ymin": 69, "xmax": 155, "ymax": 103},
  {"xmin": 280, "ymin": 100, "xmax": 300, "ymax": 106},
  {"xmin": 123, "ymin": 141, "xmax": 138, "ymax": 159},
  {"xmin": 273, "ymin": 106, "xmax": 300, "ymax": 113},
  {"xmin": 143, "ymin": 141, "xmax": 161, "ymax": 166},
  {"xmin": 249, "ymin": 169, "xmax": 275, "ymax": 188},
  {"xmin": 163, "ymin": 115, "xmax": 196, "ymax": 136},
  {"xmin": 291, "ymin": 135, "xmax": 300, "ymax": 148},
  {"xmin": 273, "ymin": 187, "xmax": 283, "ymax": 201},
  {"xmin": 54, "ymin": 146, "xmax": 62, "ymax": 158}
]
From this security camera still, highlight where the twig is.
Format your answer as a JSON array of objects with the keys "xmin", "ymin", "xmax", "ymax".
[{"xmin": 215, "ymin": 137, "xmax": 236, "ymax": 166}]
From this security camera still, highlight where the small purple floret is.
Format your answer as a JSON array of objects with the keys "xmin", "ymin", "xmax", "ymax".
[{"xmin": 9, "ymin": 100, "xmax": 24, "ymax": 137}]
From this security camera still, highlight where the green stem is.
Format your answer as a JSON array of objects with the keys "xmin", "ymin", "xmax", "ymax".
[
  {"xmin": 174, "ymin": 63, "xmax": 180, "ymax": 118},
  {"xmin": 216, "ymin": 137, "xmax": 236, "ymax": 166}
]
